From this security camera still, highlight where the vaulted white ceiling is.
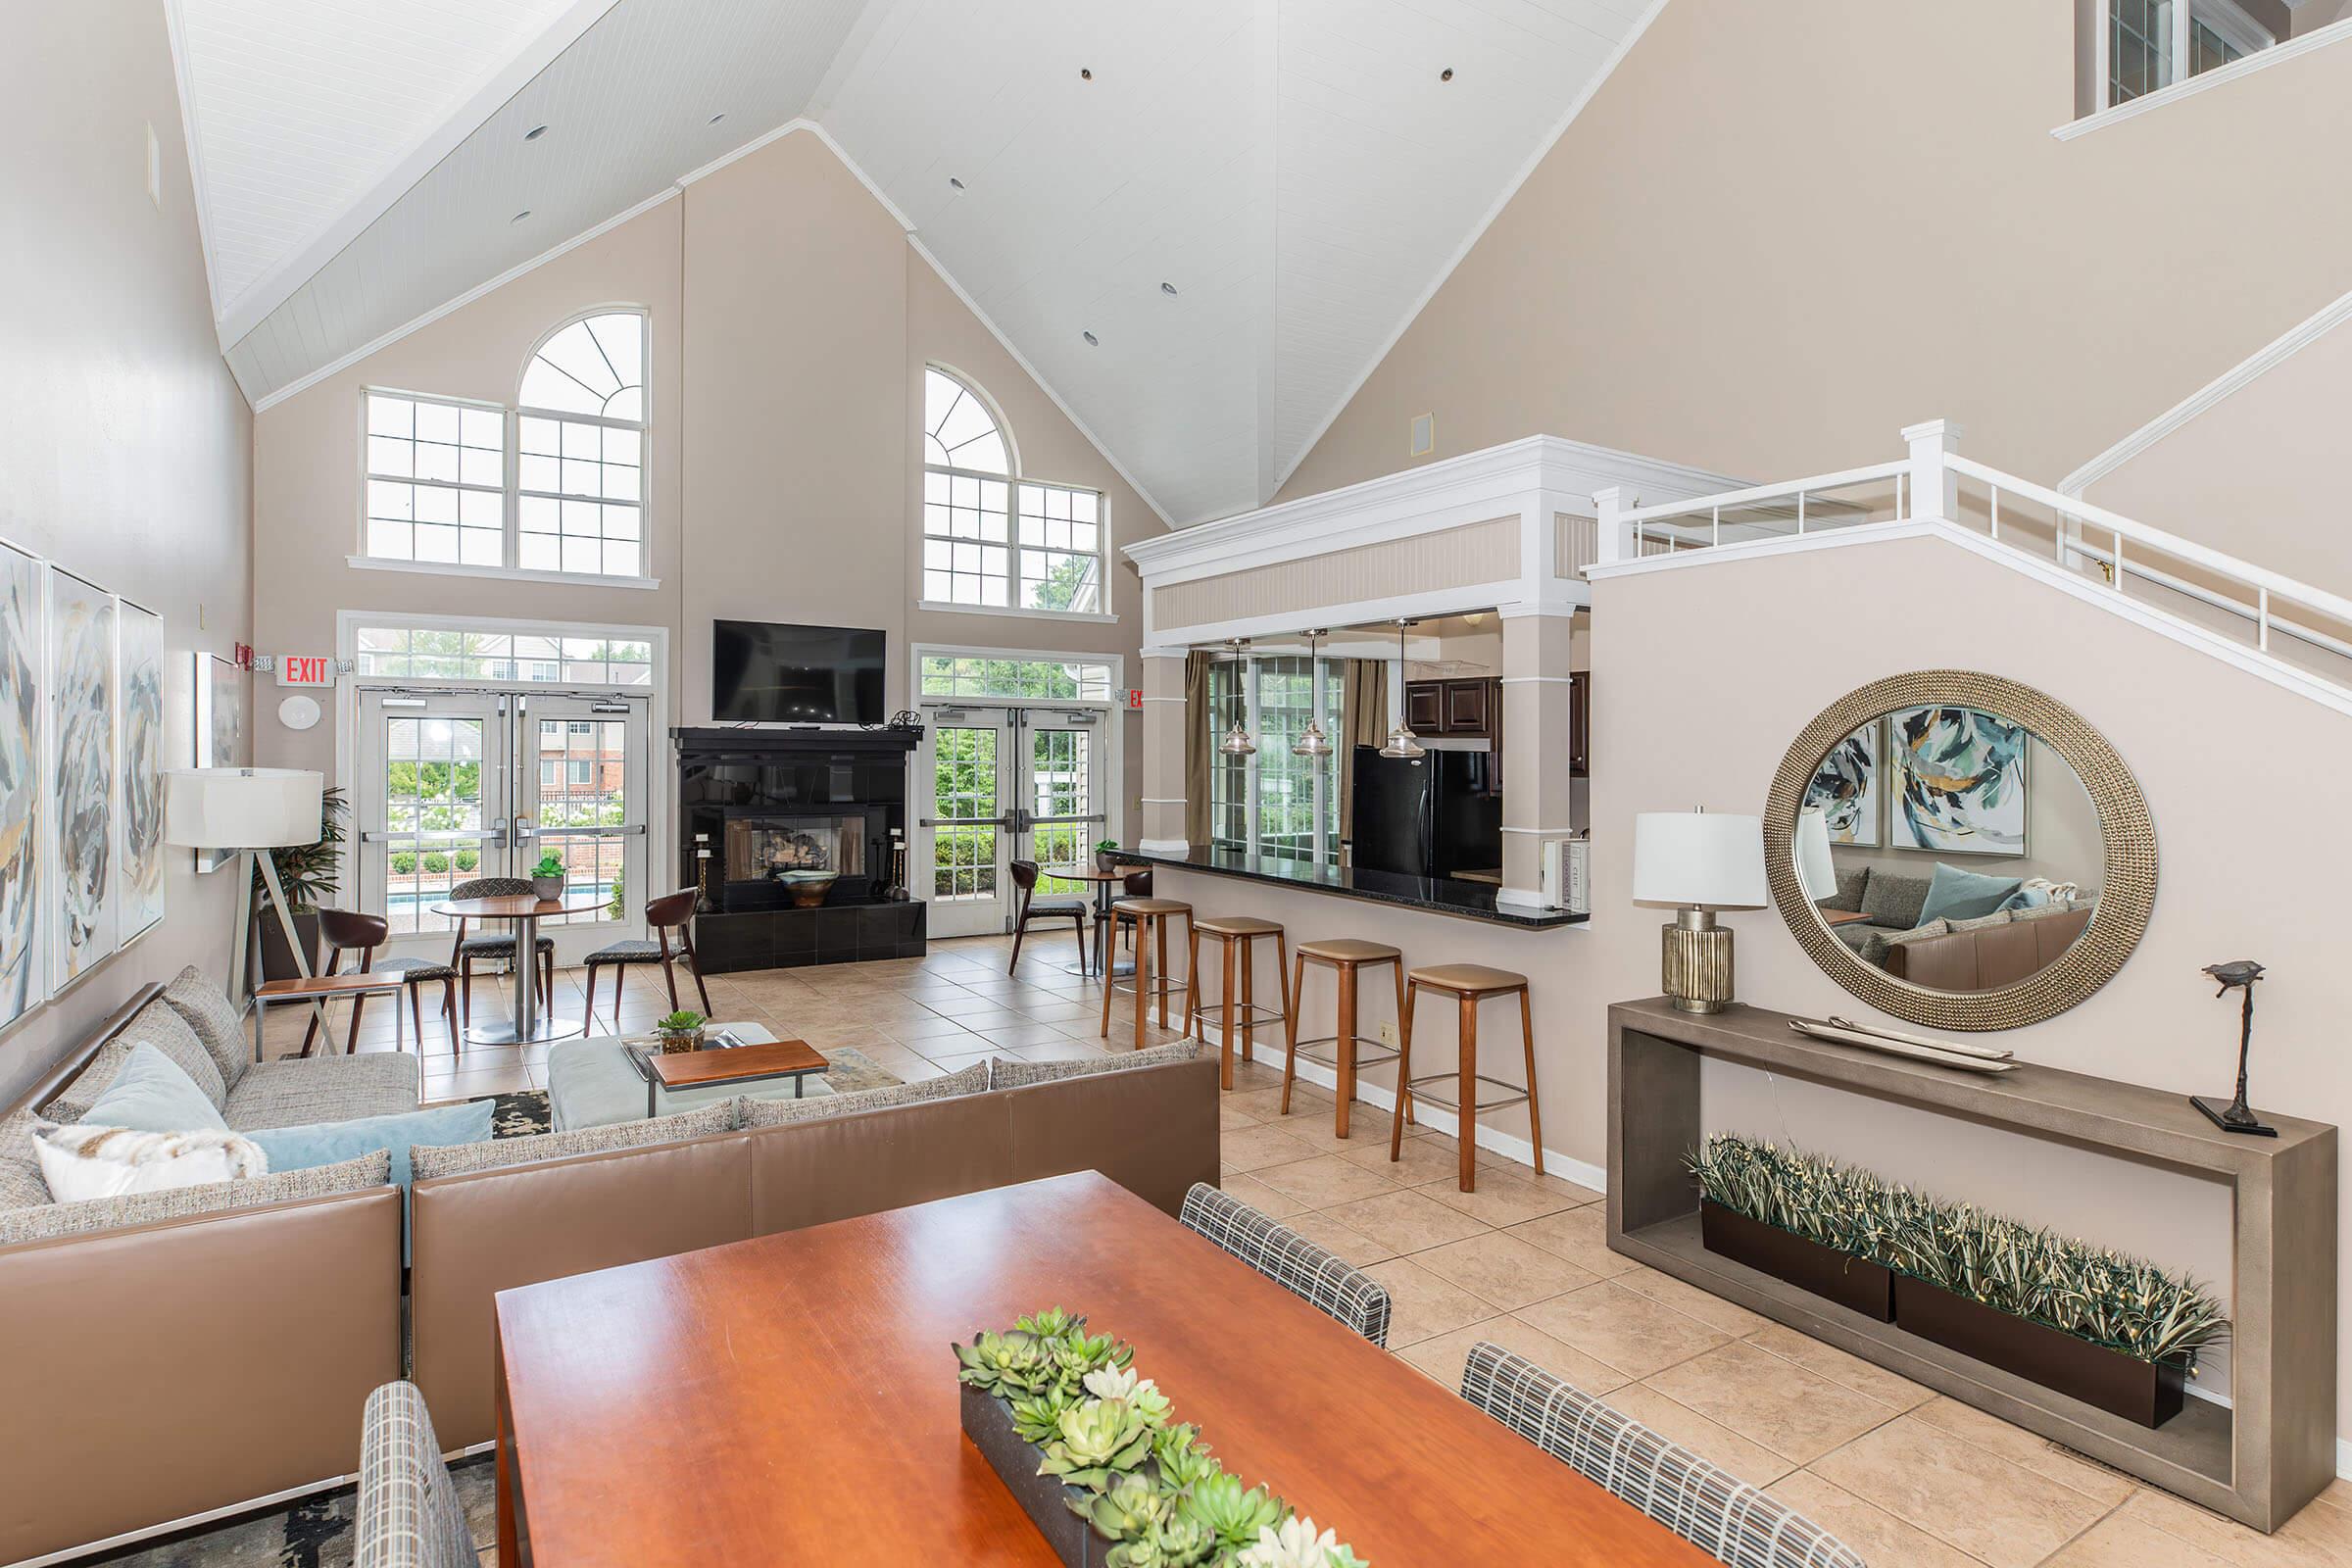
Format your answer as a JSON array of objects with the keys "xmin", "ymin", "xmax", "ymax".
[{"xmin": 182, "ymin": 0, "xmax": 1660, "ymax": 524}]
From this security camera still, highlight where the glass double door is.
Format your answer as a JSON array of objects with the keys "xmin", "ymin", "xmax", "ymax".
[
  {"xmin": 355, "ymin": 689, "xmax": 650, "ymax": 961},
  {"xmin": 919, "ymin": 704, "xmax": 1107, "ymax": 939}
]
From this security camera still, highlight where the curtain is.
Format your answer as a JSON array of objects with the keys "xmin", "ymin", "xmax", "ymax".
[
  {"xmin": 1338, "ymin": 659, "xmax": 1386, "ymax": 852},
  {"xmin": 1184, "ymin": 651, "xmax": 1213, "ymax": 848}
]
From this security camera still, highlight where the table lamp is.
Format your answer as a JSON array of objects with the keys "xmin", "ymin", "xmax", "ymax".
[
  {"xmin": 1793, "ymin": 807, "xmax": 1838, "ymax": 905},
  {"xmin": 166, "ymin": 767, "xmax": 324, "ymax": 1005},
  {"xmin": 1633, "ymin": 808, "xmax": 1767, "ymax": 1014}
]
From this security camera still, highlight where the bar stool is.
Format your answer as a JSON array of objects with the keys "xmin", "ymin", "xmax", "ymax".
[
  {"xmin": 1099, "ymin": 898, "xmax": 1193, "ymax": 1044},
  {"xmin": 1393, "ymin": 963, "xmax": 1544, "ymax": 1192},
  {"xmin": 1184, "ymin": 916, "xmax": 1291, "ymax": 1091},
  {"xmin": 1282, "ymin": 939, "xmax": 1406, "ymax": 1136}
]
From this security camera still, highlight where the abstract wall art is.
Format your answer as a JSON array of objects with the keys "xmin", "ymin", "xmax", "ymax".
[
  {"xmin": 48, "ymin": 567, "xmax": 117, "ymax": 989},
  {"xmin": 0, "ymin": 541, "xmax": 39, "ymax": 1028},
  {"xmin": 1889, "ymin": 705, "xmax": 2029, "ymax": 857},
  {"xmin": 192, "ymin": 651, "xmax": 245, "ymax": 871},
  {"xmin": 1801, "ymin": 719, "xmax": 1880, "ymax": 847},
  {"xmin": 119, "ymin": 599, "xmax": 166, "ymax": 940}
]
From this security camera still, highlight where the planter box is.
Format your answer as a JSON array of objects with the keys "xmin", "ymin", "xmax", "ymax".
[
  {"xmin": 959, "ymin": 1384, "xmax": 1103, "ymax": 1567},
  {"xmin": 1699, "ymin": 1200, "xmax": 1894, "ymax": 1322},
  {"xmin": 1892, "ymin": 1276, "xmax": 2185, "ymax": 1428}
]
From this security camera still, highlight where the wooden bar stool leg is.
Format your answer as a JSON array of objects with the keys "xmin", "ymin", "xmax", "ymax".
[
  {"xmin": 1218, "ymin": 934, "xmax": 1237, "ymax": 1091},
  {"xmin": 1335, "ymin": 965, "xmax": 1356, "ymax": 1140},
  {"xmin": 1457, "ymin": 991, "xmax": 1480, "ymax": 1192},
  {"xmin": 1134, "ymin": 915, "xmax": 1152, "ymax": 1045},
  {"xmin": 1274, "ymin": 933, "xmax": 1293, "ymax": 1049},
  {"xmin": 444, "ymin": 978, "xmax": 460, "ymax": 1054},
  {"xmin": 1280, "ymin": 951, "xmax": 1305, "ymax": 1115},
  {"xmin": 1184, "ymin": 925, "xmax": 1201, "ymax": 1042},
  {"xmin": 1099, "ymin": 919, "xmax": 1120, "ymax": 1039},
  {"xmin": 1519, "ymin": 986, "xmax": 1544, "ymax": 1177},
  {"xmin": 1390, "ymin": 980, "xmax": 1417, "ymax": 1161},
  {"xmin": 1392, "ymin": 958, "xmax": 1414, "ymax": 1126},
  {"xmin": 410, "ymin": 983, "xmax": 424, "ymax": 1054},
  {"xmin": 1155, "ymin": 915, "xmax": 1173, "ymax": 1030},
  {"xmin": 1239, "ymin": 936, "xmax": 1255, "ymax": 1065}
]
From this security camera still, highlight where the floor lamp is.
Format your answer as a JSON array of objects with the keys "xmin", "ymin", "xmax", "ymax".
[{"xmin": 165, "ymin": 767, "xmax": 331, "ymax": 1029}]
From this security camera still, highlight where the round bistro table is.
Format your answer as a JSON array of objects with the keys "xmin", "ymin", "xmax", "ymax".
[
  {"xmin": 430, "ymin": 893, "xmax": 610, "ymax": 1046},
  {"xmin": 1042, "ymin": 863, "xmax": 1148, "ymax": 979}
]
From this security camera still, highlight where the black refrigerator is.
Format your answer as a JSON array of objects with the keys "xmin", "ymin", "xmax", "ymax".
[{"xmin": 1349, "ymin": 746, "xmax": 1503, "ymax": 880}]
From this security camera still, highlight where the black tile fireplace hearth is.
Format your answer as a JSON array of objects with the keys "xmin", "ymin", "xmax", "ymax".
[{"xmin": 674, "ymin": 725, "xmax": 926, "ymax": 971}]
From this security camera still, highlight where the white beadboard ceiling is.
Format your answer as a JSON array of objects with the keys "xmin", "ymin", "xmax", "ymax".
[{"xmin": 192, "ymin": 0, "xmax": 1659, "ymax": 525}]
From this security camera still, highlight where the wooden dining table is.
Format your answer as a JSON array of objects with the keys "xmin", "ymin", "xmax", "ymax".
[{"xmin": 493, "ymin": 1171, "xmax": 1716, "ymax": 1565}]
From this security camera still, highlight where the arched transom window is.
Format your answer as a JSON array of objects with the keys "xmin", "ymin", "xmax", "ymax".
[{"xmin": 920, "ymin": 367, "xmax": 1104, "ymax": 614}]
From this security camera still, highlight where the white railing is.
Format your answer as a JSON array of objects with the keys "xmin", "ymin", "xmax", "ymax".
[{"xmin": 1592, "ymin": 420, "xmax": 2352, "ymax": 680}]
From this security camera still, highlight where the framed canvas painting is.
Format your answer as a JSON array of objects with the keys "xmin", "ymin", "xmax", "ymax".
[
  {"xmin": 1888, "ymin": 705, "xmax": 2029, "ymax": 857},
  {"xmin": 118, "ymin": 598, "xmax": 166, "ymax": 940},
  {"xmin": 192, "ymin": 651, "xmax": 245, "ymax": 871},
  {"xmin": 0, "ymin": 539, "xmax": 39, "ymax": 1027},
  {"xmin": 48, "ymin": 567, "xmax": 117, "ymax": 990},
  {"xmin": 1800, "ymin": 718, "xmax": 1880, "ymax": 847}
]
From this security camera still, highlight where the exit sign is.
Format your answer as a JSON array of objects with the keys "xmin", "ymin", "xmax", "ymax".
[
  {"xmin": 1126, "ymin": 689, "xmax": 1144, "ymax": 710},
  {"xmin": 276, "ymin": 655, "xmax": 336, "ymax": 688}
]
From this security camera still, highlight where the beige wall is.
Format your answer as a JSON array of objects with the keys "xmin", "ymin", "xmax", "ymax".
[
  {"xmin": 1276, "ymin": 0, "xmax": 2352, "ymax": 600},
  {"xmin": 0, "ymin": 3, "xmax": 255, "ymax": 1103}
]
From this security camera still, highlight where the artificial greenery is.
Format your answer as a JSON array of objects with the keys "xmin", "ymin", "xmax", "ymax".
[
  {"xmin": 257, "ymin": 785, "xmax": 348, "ymax": 913},
  {"xmin": 657, "ymin": 1010, "xmax": 705, "ymax": 1035},
  {"xmin": 956, "ymin": 1309, "xmax": 1368, "ymax": 1568},
  {"xmin": 1689, "ymin": 1136, "xmax": 2229, "ymax": 1370},
  {"xmin": 531, "ymin": 850, "xmax": 565, "ymax": 880},
  {"xmin": 1095, "ymin": 839, "xmax": 1122, "ymax": 856}
]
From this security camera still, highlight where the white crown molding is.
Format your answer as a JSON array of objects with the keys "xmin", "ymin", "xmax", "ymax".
[
  {"xmin": 212, "ymin": 0, "xmax": 626, "ymax": 348},
  {"xmin": 2053, "ymin": 18, "xmax": 2352, "ymax": 141},
  {"xmin": 2060, "ymin": 283, "xmax": 2352, "ymax": 497},
  {"xmin": 1268, "ymin": 0, "xmax": 1675, "ymax": 495}
]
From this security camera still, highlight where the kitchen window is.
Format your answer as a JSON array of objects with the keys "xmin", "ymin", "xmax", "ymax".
[{"xmin": 1206, "ymin": 655, "xmax": 1345, "ymax": 865}]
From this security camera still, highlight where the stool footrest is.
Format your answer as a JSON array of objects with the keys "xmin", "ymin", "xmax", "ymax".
[
  {"xmin": 1110, "ymin": 977, "xmax": 1191, "ymax": 998},
  {"xmin": 1196, "ymin": 1003, "xmax": 1288, "ymax": 1029},
  {"xmin": 1286, "ymin": 1035, "xmax": 1402, "ymax": 1071},
  {"xmin": 1402, "ymin": 1072, "xmax": 1532, "ymax": 1114}
]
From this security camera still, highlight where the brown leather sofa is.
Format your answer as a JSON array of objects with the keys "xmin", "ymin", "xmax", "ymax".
[
  {"xmin": 0, "ymin": 996, "xmax": 1217, "ymax": 1565},
  {"xmin": 1882, "ymin": 906, "xmax": 2092, "ymax": 990}
]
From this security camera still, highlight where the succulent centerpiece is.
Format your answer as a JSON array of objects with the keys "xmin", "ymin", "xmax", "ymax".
[
  {"xmin": 956, "ymin": 1308, "xmax": 1369, "ymax": 1568},
  {"xmin": 529, "ymin": 850, "xmax": 566, "ymax": 903},
  {"xmin": 655, "ymin": 1009, "xmax": 707, "ymax": 1054}
]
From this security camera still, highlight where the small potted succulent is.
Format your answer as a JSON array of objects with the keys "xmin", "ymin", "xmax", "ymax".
[
  {"xmin": 529, "ymin": 849, "xmax": 565, "ymax": 903},
  {"xmin": 656, "ymin": 1009, "xmax": 707, "ymax": 1054},
  {"xmin": 1093, "ymin": 838, "xmax": 1123, "ymax": 874}
]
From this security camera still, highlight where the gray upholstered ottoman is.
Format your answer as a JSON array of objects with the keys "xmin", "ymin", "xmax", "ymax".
[{"xmin": 546, "ymin": 1023, "xmax": 832, "ymax": 1130}]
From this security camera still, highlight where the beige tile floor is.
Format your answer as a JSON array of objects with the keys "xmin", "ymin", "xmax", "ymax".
[{"xmin": 260, "ymin": 934, "xmax": 2351, "ymax": 1568}]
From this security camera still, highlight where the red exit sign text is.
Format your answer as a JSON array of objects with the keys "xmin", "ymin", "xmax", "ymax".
[{"xmin": 277, "ymin": 655, "xmax": 336, "ymax": 688}]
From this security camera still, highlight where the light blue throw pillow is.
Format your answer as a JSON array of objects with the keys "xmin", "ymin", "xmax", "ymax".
[
  {"xmin": 1997, "ymin": 884, "xmax": 2050, "ymax": 912},
  {"xmin": 250, "ymin": 1099, "xmax": 495, "ymax": 1189},
  {"xmin": 80, "ymin": 1044, "xmax": 231, "ymax": 1134},
  {"xmin": 1917, "ymin": 861, "xmax": 2024, "ymax": 926}
]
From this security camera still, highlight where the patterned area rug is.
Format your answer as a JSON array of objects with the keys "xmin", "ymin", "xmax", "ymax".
[
  {"xmin": 86, "ymin": 1457, "xmax": 494, "ymax": 1567},
  {"xmin": 471, "ymin": 1043, "xmax": 905, "ymax": 1139}
]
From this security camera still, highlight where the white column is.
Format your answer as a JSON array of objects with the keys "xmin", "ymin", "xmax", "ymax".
[
  {"xmin": 1138, "ymin": 649, "xmax": 1191, "ymax": 853},
  {"xmin": 1902, "ymin": 419, "xmax": 1963, "ymax": 523},
  {"xmin": 1593, "ymin": 486, "xmax": 1640, "ymax": 564},
  {"xmin": 1494, "ymin": 606, "xmax": 1579, "ymax": 909}
]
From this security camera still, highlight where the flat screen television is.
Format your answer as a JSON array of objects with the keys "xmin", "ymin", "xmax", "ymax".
[{"xmin": 711, "ymin": 620, "xmax": 887, "ymax": 724}]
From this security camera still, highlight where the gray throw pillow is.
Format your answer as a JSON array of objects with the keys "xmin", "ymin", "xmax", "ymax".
[
  {"xmin": 411, "ymin": 1100, "xmax": 739, "ymax": 1181},
  {"xmin": 160, "ymin": 965, "xmax": 252, "ymax": 1092},
  {"xmin": 1858, "ymin": 871, "xmax": 1931, "ymax": 931},
  {"xmin": 0, "ymin": 1110, "xmax": 50, "ymax": 1211},
  {"xmin": 44, "ymin": 1002, "xmax": 228, "ymax": 1122},
  {"xmin": 1823, "ymin": 866, "xmax": 1871, "ymax": 914},
  {"xmin": 741, "ymin": 1062, "xmax": 990, "ymax": 1128},
  {"xmin": 0, "ymin": 1150, "xmax": 389, "ymax": 1246},
  {"xmin": 988, "ymin": 1041, "xmax": 1200, "ymax": 1092}
]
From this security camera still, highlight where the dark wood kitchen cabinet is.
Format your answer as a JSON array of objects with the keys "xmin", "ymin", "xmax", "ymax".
[
  {"xmin": 1403, "ymin": 677, "xmax": 1497, "ymax": 738},
  {"xmin": 1404, "ymin": 681, "xmax": 1446, "ymax": 735}
]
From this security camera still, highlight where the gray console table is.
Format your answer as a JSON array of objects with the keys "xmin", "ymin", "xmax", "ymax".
[{"xmin": 1607, "ymin": 998, "xmax": 2337, "ymax": 1533}]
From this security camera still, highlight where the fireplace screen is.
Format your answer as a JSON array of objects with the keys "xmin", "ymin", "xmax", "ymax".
[{"xmin": 726, "ymin": 816, "xmax": 867, "ymax": 882}]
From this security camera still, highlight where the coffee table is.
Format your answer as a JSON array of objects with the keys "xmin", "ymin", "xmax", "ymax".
[
  {"xmin": 625, "ymin": 1038, "xmax": 828, "ymax": 1119},
  {"xmin": 1820, "ymin": 908, "xmax": 1875, "ymax": 927},
  {"xmin": 547, "ymin": 1022, "xmax": 809, "ymax": 1131}
]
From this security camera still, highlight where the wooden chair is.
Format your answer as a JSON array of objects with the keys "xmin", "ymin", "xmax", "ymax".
[
  {"xmin": 445, "ymin": 876, "xmax": 558, "ymax": 1031},
  {"xmin": 582, "ymin": 888, "xmax": 713, "ymax": 1029},
  {"xmin": 1007, "ymin": 860, "xmax": 1088, "ymax": 974},
  {"xmin": 300, "ymin": 907, "xmax": 460, "ymax": 1056},
  {"xmin": 357, "ymin": 1381, "xmax": 476, "ymax": 1568}
]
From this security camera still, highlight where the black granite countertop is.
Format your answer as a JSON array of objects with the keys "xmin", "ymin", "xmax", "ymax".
[{"xmin": 1127, "ymin": 847, "xmax": 1588, "ymax": 930}]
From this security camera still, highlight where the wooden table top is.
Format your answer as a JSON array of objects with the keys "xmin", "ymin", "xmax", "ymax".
[
  {"xmin": 494, "ymin": 1172, "xmax": 1715, "ymax": 1566},
  {"xmin": 1820, "ymin": 907, "xmax": 1875, "ymax": 926},
  {"xmin": 430, "ymin": 894, "xmax": 607, "ymax": 919},
  {"xmin": 645, "ymin": 1037, "xmax": 825, "ymax": 1088},
  {"xmin": 1042, "ymin": 862, "xmax": 1143, "ymax": 883},
  {"xmin": 253, "ymin": 971, "xmax": 415, "ymax": 997}
]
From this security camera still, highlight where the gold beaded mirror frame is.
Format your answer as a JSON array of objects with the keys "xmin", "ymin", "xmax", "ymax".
[{"xmin": 1762, "ymin": 670, "xmax": 2157, "ymax": 1031}]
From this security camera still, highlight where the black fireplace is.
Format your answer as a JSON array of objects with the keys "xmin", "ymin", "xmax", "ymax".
[{"xmin": 674, "ymin": 725, "xmax": 926, "ymax": 971}]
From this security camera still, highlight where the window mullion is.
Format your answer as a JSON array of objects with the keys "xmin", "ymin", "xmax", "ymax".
[{"xmin": 503, "ymin": 408, "xmax": 520, "ymax": 569}]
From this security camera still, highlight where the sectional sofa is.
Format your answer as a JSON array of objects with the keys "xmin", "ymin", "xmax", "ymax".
[{"xmin": 0, "ymin": 976, "xmax": 1219, "ymax": 1565}]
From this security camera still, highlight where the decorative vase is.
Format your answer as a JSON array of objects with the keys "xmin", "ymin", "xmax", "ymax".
[
  {"xmin": 1891, "ymin": 1275, "xmax": 2185, "ymax": 1428},
  {"xmin": 531, "ymin": 874, "xmax": 564, "ymax": 902},
  {"xmin": 1095, "ymin": 850, "xmax": 1120, "ymax": 874},
  {"xmin": 656, "ymin": 1026, "xmax": 705, "ymax": 1055},
  {"xmin": 1698, "ymin": 1200, "xmax": 1894, "ymax": 1322}
]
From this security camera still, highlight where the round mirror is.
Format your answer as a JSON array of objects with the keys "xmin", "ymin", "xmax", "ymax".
[{"xmin": 1763, "ymin": 671, "xmax": 2156, "ymax": 1031}]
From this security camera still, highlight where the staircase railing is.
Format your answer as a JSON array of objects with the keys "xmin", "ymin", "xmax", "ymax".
[{"xmin": 1591, "ymin": 419, "xmax": 2352, "ymax": 681}]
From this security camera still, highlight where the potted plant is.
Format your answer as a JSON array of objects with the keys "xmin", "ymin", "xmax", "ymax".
[
  {"xmin": 529, "ymin": 850, "xmax": 565, "ymax": 902},
  {"xmin": 1093, "ymin": 838, "xmax": 1123, "ymax": 874},
  {"xmin": 656, "ymin": 1009, "xmax": 707, "ymax": 1054},
  {"xmin": 252, "ymin": 785, "xmax": 347, "ymax": 983},
  {"xmin": 1688, "ymin": 1138, "xmax": 1895, "ymax": 1320}
]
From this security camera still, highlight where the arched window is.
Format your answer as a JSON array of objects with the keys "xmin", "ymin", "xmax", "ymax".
[
  {"xmin": 921, "ymin": 367, "xmax": 1104, "ymax": 614},
  {"xmin": 517, "ymin": 311, "xmax": 646, "ymax": 577}
]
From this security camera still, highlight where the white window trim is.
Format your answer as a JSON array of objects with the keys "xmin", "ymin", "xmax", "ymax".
[
  {"xmin": 358, "ymin": 386, "xmax": 508, "ymax": 569},
  {"xmin": 2063, "ymin": 11, "xmax": 2347, "ymax": 138},
  {"xmin": 920, "ymin": 366, "xmax": 1112, "ymax": 621},
  {"xmin": 906, "ymin": 644, "xmax": 1124, "ymax": 709},
  {"xmin": 345, "ymin": 555, "xmax": 661, "ymax": 591}
]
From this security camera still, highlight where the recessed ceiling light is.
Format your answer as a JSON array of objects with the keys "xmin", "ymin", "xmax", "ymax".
[
  {"xmin": 1082, "ymin": 330, "xmax": 1099, "ymax": 346},
  {"xmin": 1440, "ymin": 68, "xmax": 1454, "ymax": 81},
  {"xmin": 511, "ymin": 210, "xmax": 531, "ymax": 223},
  {"xmin": 524, "ymin": 123, "xmax": 549, "ymax": 141},
  {"xmin": 1160, "ymin": 281, "xmax": 1178, "ymax": 296},
  {"xmin": 709, "ymin": 112, "xmax": 726, "ymax": 124},
  {"xmin": 1080, "ymin": 68, "xmax": 1093, "ymax": 80},
  {"xmin": 949, "ymin": 175, "xmax": 965, "ymax": 190}
]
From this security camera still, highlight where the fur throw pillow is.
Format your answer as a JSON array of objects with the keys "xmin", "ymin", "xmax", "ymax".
[{"xmin": 31, "ymin": 1122, "xmax": 267, "ymax": 1203}]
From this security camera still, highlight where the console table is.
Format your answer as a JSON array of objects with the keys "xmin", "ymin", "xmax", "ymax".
[{"xmin": 1606, "ymin": 998, "xmax": 2337, "ymax": 1533}]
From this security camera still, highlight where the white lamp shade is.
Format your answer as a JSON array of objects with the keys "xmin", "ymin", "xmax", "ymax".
[
  {"xmin": 1794, "ymin": 808, "xmax": 1838, "ymax": 903},
  {"xmin": 1632, "ymin": 810, "xmax": 1767, "ymax": 909},
  {"xmin": 165, "ymin": 768, "xmax": 323, "ymax": 850}
]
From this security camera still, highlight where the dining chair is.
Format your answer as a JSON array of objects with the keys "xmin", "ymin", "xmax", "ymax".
[
  {"xmin": 445, "ymin": 876, "xmax": 558, "ymax": 1031},
  {"xmin": 1007, "ymin": 860, "xmax": 1088, "ymax": 975},
  {"xmin": 356, "ymin": 1380, "xmax": 475, "ymax": 1568},
  {"xmin": 300, "ymin": 908, "xmax": 461, "ymax": 1057},
  {"xmin": 1178, "ymin": 1182, "xmax": 1392, "ymax": 1347},
  {"xmin": 583, "ymin": 887, "xmax": 713, "ymax": 1028},
  {"xmin": 1458, "ymin": 1342, "xmax": 1865, "ymax": 1568}
]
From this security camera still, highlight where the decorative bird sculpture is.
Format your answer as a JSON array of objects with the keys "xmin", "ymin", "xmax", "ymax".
[{"xmin": 2190, "ymin": 960, "xmax": 2276, "ymax": 1136}]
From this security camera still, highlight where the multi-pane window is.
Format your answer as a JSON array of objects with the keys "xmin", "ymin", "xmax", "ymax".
[
  {"xmin": 1207, "ymin": 656, "xmax": 1344, "ymax": 863},
  {"xmin": 921, "ymin": 368, "xmax": 1106, "ymax": 615},
  {"xmin": 381, "ymin": 716, "xmax": 486, "ymax": 934},
  {"xmin": 533, "ymin": 714, "xmax": 628, "ymax": 917},
  {"xmin": 354, "ymin": 624, "xmax": 654, "ymax": 686},
  {"xmin": 364, "ymin": 394, "xmax": 506, "ymax": 566},
  {"xmin": 918, "ymin": 655, "xmax": 1113, "ymax": 702},
  {"xmin": 930, "ymin": 726, "xmax": 1001, "ymax": 902},
  {"xmin": 360, "ymin": 310, "xmax": 649, "ymax": 580},
  {"xmin": 2105, "ymin": 0, "xmax": 2271, "ymax": 106},
  {"xmin": 1207, "ymin": 661, "xmax": 1249, "ymax": 854}
]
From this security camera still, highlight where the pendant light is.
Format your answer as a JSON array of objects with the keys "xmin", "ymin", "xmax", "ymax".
[
  {"xmin": 1292, "ymin": 628, "xmax": 1333, "ymax": 759},
  {"xmin": 1216, "ymin": 639, "xmax": 1257, "ymax": 757},
  {"xmin": 1379, "ymin": 618, "xmax": 1425, "ymax": 760}
]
